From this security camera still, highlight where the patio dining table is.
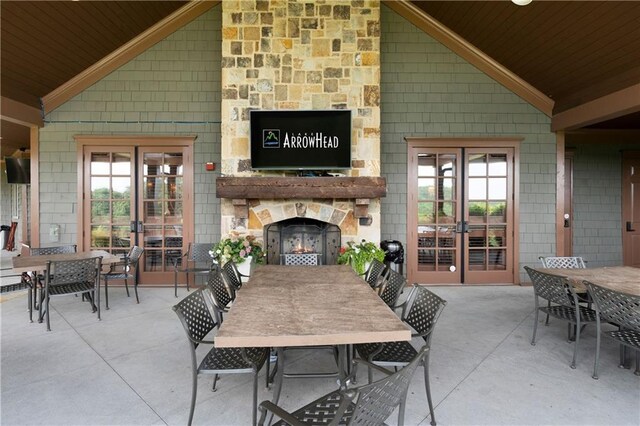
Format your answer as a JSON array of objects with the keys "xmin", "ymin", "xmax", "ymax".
[
  {"xmin": 11, "ymin": 249, "xmax": 120, "ymax": 273},
  {"xmin": 215, "ymin": 264, "xmax": 411, "ymax": 409},
  {"xmin": 535, "ymin": 266, "xmax": 640, "ymax": 296}
]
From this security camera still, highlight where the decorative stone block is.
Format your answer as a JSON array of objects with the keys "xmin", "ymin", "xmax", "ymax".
[
  {"xmin": 312, "ymin": 39, "xmax": 330, "ymax": 57},
  {"xmin": 362, "ymin": 52, "xmax": 379, "ymax": 66},
  {"xmin": 288, "ymin": 18, "xmax": 300, "ymax": 37},
  {"xmin": 333, "ymin": 5, "xmax": 350, "ymax": 20},
  {"xmin": 244, "ymin": 26, "xmax": 260, "ymax": 40},
  {"xmin": 306, "ymin": 71, "xmax": 322, "ymax": 84},
  {"xmin": 223, "ymin": 27, "xmax": 238, "ymax": 40},
  {"xmin": 363, "ymin": 85, "xmax": 379, "ymax": 106}
]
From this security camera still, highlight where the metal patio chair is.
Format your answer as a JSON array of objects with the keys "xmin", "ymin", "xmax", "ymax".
[
  {"xmin": 258, "ymin": 345, "xmax": 430, "ymax": 426},
  {"xmin": 525, "ymin": 266, "xmax": 598, "ymax": 369},
  {"xmin": 584, "ymin": 281, "xmax": 640, "ymax": 379},
  {"xmin": 355, "ymin": 285, "xmax": 446, "ymax": 426},
  {"xmin": 221, "ymin": 260, "xmax": 248, "ymax": 291},
  {"xmin": 204, "ymin": 267, "xmax": 236, "ymax": 325},
  {"xmin": 22, "ymin": 244, "xmax": 78, "ymax": 322},
  {"xmin": 538, "ymin": 256, "xmax": 588, "ymax": 325},
  {"xmin": 173, "ymin": 242, "xmax": 213, "ymax": 297},
  {"xmin": 101, "ymin": 245, "xmax": 144, "ymax": 309},
  {"xmin": 377, "ymin": 268, "xmax": 406, "ymax": 308},
  {"xmin": 362, "ymin": 258, "xmax": 388, "ymax": 289},
  {"xmin": 41, "ymin": 256, "xmax": 102, "ymax": 331},
  {"xmin": 172, "ymin": 288, "xmax": 268, "ymax": 426}
]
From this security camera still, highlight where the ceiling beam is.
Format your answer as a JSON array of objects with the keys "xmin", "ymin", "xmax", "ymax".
[
  {"xmin": 41, "ymin": 0, "xmax": 218, "ymax": 115},
  {"xmin": 384, "ymin": 0, "xmax": 554, "ymax": 117},
  {"xmin": 551, "ymin": 83, "xmax": 640, "ymax": 132},
  {"xmin": 1, "ymin": 96, "xmax": 43, "ymax": 127}
]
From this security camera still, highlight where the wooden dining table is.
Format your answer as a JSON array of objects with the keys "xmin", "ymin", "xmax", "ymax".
[
  {"xmin": 215, "ymin": 264, "xmax": 411, "ymax": 411},
  {"xmin": 535, "ymin": 266, "xmax": 640, "ymax": 296},
  {"xmin": 11, "ymin": 249, "xmax": 120, "ymax": 273}
]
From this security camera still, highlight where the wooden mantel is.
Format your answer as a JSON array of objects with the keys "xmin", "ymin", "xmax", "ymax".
[{"xmin": 216, "ymin": 176, "xmax": 387, "ymax": 219}]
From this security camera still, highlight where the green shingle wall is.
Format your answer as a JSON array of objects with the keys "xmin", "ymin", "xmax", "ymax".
[
  {"xmin": 39, "ymin": 7, "xmax": 222, "ymax": 246},
  {"xmin": 379, "ymin": 5, "xmax": 556, "ymax": 282}
]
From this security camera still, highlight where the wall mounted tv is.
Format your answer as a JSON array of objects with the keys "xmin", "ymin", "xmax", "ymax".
[
  {"xmin": 250, "ymin": 110, "xmax": 352, "ymax": 170},
  {"xmin": 4, "ymin": 157, "xmax": 31, "ymax": 184}
]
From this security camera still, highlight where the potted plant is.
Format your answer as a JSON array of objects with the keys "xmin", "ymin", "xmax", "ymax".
[
  {"xmin": 211, "ymin": 232, "xmax": 265, "ymax": 276},
  {"xmin": 337, "ymin": 239, "xmax": 386, "ymax": 275}
]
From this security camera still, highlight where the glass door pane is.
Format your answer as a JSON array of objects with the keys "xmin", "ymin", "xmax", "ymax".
[
  {"xmin": 86, "ymin": 150, "xmax": 134, "ymax": 258},
  {"xmin": 140, "ymin": 149, "xmax": 185, "ymax": 278}
]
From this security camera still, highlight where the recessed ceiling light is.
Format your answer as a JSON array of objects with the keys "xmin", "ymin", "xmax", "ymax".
[{"xmin": 512, "ymin": 0, "xmax": 532, "ymax": 5}]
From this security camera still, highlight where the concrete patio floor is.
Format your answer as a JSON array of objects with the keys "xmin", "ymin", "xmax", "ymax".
[{"xmin": 1, "ymin": 258, "xmax": 639, "ymax": 425}]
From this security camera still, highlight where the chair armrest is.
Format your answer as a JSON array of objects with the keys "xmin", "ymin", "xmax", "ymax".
[
  {"xmin": 258, "ymin": 401, "xmax": 305, "ymax": 426},
  {"xmin": 172, "ymin": 252, "xmax": 188, "ymax": 268}
]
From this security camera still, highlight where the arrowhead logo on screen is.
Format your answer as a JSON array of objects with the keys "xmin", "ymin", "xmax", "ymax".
[{"xmin": 263, "ymin": 129, "xmax": 280, "ymax": 148}]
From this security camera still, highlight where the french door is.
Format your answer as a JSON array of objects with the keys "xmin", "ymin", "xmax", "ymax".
[
  {"xmin": 81, "ymin": 140, "xmax": 193, "ymax": 285},
  {"xmin": 407, "ymin": 141, "xmax": 518, "ymax": 285}
]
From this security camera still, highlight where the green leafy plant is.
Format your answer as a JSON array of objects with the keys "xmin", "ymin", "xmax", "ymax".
[
  {"xmin": 210, "ymin": 231, "xmax": 265, "ymax": 265},
  {"xmin": 337, "ymin": 239, "xmax": 385, "ymax": 275}
]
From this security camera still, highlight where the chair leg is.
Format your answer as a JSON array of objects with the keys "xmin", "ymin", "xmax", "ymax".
[
  {"xmin": 104, "ymin": 279, "xmax": 110, "ymax": 310},
  {"xmin": 27, "ymin": 287, "xmax": 33, "ymax": 322},
  {"xmin": 174, "ymin": 269, "xmax": 179, "ymax": 298},
  {"xmin": 424, "ymin": 355, "xmax": 436, "ymax": 426},
  {"xmin": 186, "ymin": 273, "xmax": 190, "ymax": 292},
  {"xmin": 124, "ymin": 278, "xmax": 130, "ymax": 297},
  {"xmin": 265, "ymin": 350, "xmax": 271, "ymax": 389},
  {"xmin": 635, "ymin": 351, "xmax": 640, "ymax": 376},
  {"xmin": 619, "ymin": 344, "xmax": 626, "ymax": 369},
  {"xmin": 592, "ymin": 319, "xmax": 601, "ymax": 380},
  {"xmin": 571, "ymin": 319, "xmax": 580, "ymax": 369},
  {"xmin": 252, "ymin": 370, "xmax": 259, "ymax": 426},
  {"xmin": 212, "ymin": 374, "xmax": 219, "ymax": 392},
  {"xmin": 133, "ymin": 278, "xmax": 139, "ymax": 304},
  {"xmin": 45, "ymin": 292, "xmax": 51, "ymax": 332},
  {"xmin": 188, "ymin": 368, "xmax": 198, "ymax": 426},
  {"xmin": 545, "ymin": 300, "xmax": 550, "ymax": 325},
  {"xmin": 531, "ymin": 307, "xmax": 539, "ymax": 346}
]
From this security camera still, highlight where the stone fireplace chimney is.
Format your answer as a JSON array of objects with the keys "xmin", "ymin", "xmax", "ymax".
[{"xmin": 219, "ymin": 0, "xmax": 382, "ymax": 244}]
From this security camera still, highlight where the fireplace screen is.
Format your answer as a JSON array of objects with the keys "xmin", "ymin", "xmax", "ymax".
[{"xmin": 265, "ymin": 218, "xmax": 341, "ymax": 265}]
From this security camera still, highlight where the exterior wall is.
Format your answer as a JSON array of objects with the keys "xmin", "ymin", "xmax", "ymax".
[
  {"xmin": 39, "ymin": 7, "xmax": 222, "ymax": 246},
  {"xmin": 567, "ymin": 137, "xmax": 640, "ymax": 267},
  {"xmin": 379, "ymin": 5, "xmax": 556, "ymax": 282}
]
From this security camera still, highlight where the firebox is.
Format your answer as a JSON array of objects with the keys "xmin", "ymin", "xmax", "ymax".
[{"xmin": 265, "ymin": 218, "xmax": 341, "ymax": 265}]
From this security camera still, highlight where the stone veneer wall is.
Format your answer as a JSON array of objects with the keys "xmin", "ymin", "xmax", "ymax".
[{"xmin": 220, "ymin": 0, "xmax": 381, "ymax": 243}]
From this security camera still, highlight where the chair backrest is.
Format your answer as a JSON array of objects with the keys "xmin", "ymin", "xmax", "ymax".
[
  {"xmin": 524, "ymin": 266, "xmax": 577, "ymax": 307},
  {"xmin": 172, "ymin": 289, "xmax": 217, "ymax": 349},
  {"xmin": 378, "ymin": 269, "xmax": 406, "ymax": 308},
  {"xmin": 585, "ymin": 282, "xmax": 640, "ymax": 333},
  {"xmin": 46, "ymin": 256, "xmax": 101, "ymax": 287},
  {"xmin": 188, "ymin": 243, "xmax": 213, "ymax": 263},
  {"xmin": 348, "ymin": 345, "xmax": 429, "ymax": 425},
  {"xmin": 222, "ymin": 261, "xmax": 243, "ymax": 290},
  {"xmin": 31, "ymin": 244, "xmax": 77, "ymax": 256},
  {"xmin": 365, "ymin": 259, "xmax": 387, "ymax": 288},
  {"xmin": 127, "ymin": 245, "xmax": 144, "ymax": 266},
  {"xmin": 205, "ymin": 268, "xmax": 236, "ymax": 313},
  {"xmin": 539, "ymin": 256, "xmax": 586, "ymax": 269},
  {"xmin": 400, "ymin": 285, "xmax": 447, "ymax": 344}
]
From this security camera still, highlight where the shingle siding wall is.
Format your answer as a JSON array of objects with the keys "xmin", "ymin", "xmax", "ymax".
[
  {"xmin": 39, "ymin": 7, "xmax": 221, "ymax": 246},
  {"xmin": 570, "ymin": 142, "xmax": 639, "ymax": 267},
  {"xmin": 380, "ymin": 5, "xmax": 556, "ymax": 282}
]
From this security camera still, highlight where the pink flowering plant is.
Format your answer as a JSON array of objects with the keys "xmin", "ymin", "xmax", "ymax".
[{"xmin": 210, "ymin": 232, "xmax": 265, "ymax": 265}]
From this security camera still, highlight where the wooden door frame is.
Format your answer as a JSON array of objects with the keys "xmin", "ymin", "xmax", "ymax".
[
  {"xmin": 622, "ymin": 150, "xmax": 640, "ymax": 266},
  {"xmin": 75, "ymin": 135, "xmax": 196, "ymax": 254},
  {"xmin": 405, "ymin": 137, "xmax": 521, "ymax": 284}
]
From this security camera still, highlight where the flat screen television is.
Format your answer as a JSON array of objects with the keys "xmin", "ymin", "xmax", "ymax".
[
  {"xmin": 4, "ymin": 157, "xmax": 30, "ymax": 184},
  {"xmin": 250, "ymin": 110, "xmax": 351, "ymax": 170}
]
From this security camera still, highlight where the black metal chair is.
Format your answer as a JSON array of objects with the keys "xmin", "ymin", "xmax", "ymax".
[
  {"xmin": 355, "ymin": 285, "xmax": 446, "ymax": 426},
  {"xmin": 41, "ymin": 256, "xmax": 102, "ymax": 331},
  {"xmin": 204, "ymin": 267, "xmax": 236, "ymax": 325},
  {"xmin": 377, "ymin": 269, "xmax": 406, "ymax": 308},
  {"xmin": 22, "ymin": 244, "xmax": 78, "ymax": 322},
  {"xmin": 524, "ymin": 266, "xmax": 598, "ymax": 369},
  {"xmin": 221, "ymin": 261, "xmax": 247, "ymax": 291},
  {"xmin": 173, "ymin": 242, "xmax": 213, "ymax": 297},
  {"xmin": 538, "ymin": 256, "xmax": 588, "ymax": 325},
  {"xmin": 258, "ymin": 345, "xmax": 430, "ymax": 426},
  {"xmin": 362, "ymin": 258, "xmax": 387, "ymax": 289},
  {"xmin": 172, "ymin": 288, "xmax": 268, "ymax": 426},
  {"xmin": 101, "ymin": 245, "xmax": 144, "ymax": 309},
  {"xmin": 584, "ymin": 281, "xmax": 640, "ymax": 379}
]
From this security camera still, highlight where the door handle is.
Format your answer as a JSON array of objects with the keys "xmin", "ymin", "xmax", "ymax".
[
  {"xmin": 627, "ymin": 221, "xmax": 636, "ymax": 232},
  {"xmin": 455, "ymin": 221, "xmax": 469, "ymax": 233},
  {"xmin": 563, "ymin": 213, "xmax": 570, "ymax": 228},
  {"xmin": 130, "ymin": 221, "xmax": 144, "ymax": 233}
]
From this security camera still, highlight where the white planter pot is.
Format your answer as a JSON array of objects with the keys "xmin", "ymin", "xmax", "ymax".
[{"xmin": 236, "ymin": 256, "xmax": 253, "ymax": 277}]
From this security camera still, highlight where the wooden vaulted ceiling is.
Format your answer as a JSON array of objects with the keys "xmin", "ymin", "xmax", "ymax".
[{"xmin": 1, "ymin": 0, "xmax": 639, "ymax": 156}]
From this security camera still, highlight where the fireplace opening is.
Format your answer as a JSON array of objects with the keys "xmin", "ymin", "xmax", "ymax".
[{"xmin": 265, "ymin": 218, "xmax": 341, "ymax": 265}]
